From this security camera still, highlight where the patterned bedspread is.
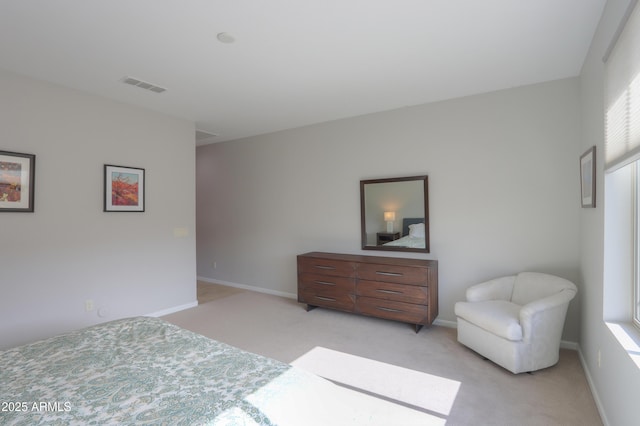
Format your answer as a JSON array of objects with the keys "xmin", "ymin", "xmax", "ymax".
[
  {"xmin": 1, "ymin": 316, "xmax": 442, "ymax": 426},
  {"xmin": 0, "ymin": 317, "xmax": 294, "ymax": 425}
]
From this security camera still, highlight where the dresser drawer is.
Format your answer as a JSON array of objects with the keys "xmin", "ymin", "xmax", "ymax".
[
  {"xmin": 298, "ymin": 257, "xmax": 356, "ymax": 278},
  {"xmin": 300, "ymin": 289, "xmax": 355, "ymax": 311},
  {"xmin": 356, "ymin": 296, "xmax": 429, "ymax": 325},
  {"xmin": 299, "ymin": 273, "xmax": 355, "ymax": 294},
  {"xmin": 357, "ymin": 280, "xmax": 428, "ymax": 304},
  {"xmin": 357, "ymin": 263, "xmax": 427, "ymax": 285}
]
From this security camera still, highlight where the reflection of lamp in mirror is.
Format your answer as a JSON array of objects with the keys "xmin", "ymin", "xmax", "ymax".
[{"xmin": 384, "ymin": 211, "xmax": 395, "ymax": 233}]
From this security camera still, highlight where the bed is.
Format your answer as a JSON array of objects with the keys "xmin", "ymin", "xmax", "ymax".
[
  {"xmin": 383, "ymin": 218, "xmax": 426, "ymax": 249},
  {"xmin": 0, "ymin": 316, "xmax": 439, "ymax": 425}
]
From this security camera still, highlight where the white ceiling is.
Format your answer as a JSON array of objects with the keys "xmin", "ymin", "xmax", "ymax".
[{"xmin": 0, "ymin": 1, "xmax": 606, "ymax": 145}]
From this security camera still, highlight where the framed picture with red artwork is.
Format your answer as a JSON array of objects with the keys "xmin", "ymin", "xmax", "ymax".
[{"xmin": 104, "ymin": 164, "xmax": 145, "ymax": 212}]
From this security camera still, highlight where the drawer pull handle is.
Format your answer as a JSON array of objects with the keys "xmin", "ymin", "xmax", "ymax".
[
  {"xmin": 376, "ymin": 271, "xmax": 403, "ymax": 277},
  {"xmin": 376, "ymin": 289, "xmax": 403, "ymax": 295},
  {"xmin": 315, "ymin": 296, "xmax": 336, "ymax": 302},
  {"xmin": 376, "ymin": 306, "xmax": 404, "ymax": 313},
  {"xmin": 314, "ymin": 280, "xmax": 335, "ymax": 286},
  {"xmin": 314, "ymin": 265, "xmax": 336, "ymax": 270}
]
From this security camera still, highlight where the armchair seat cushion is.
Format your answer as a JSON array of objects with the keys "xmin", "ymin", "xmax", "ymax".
[{"xmin": 455, "ymin": 300, "xmax": 522, "ymax": 341}]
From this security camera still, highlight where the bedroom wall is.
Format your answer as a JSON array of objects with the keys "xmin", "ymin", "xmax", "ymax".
[
  {"xmin": 578, "ymin": 0, "xmax": 640, "ymax": 425},
  {"xmin": 196, "ymin": 77, "xmax": 582, "ymax": 341},
  {"xmin": 0, "ymin": 68, "xmax": 197, "ymax": 350}
]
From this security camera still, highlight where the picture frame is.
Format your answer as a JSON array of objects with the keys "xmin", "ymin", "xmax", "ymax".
[
  {"xmin": 104, "ymin": 164, "xmax": 145, "ymax": 212},
  {"xmin": 0, "ymin": 150, "xmax": 35, "ymax": 212},
  {"xmin": 580, "ymin": 146, "xmax": 596, "ymax": 208}
]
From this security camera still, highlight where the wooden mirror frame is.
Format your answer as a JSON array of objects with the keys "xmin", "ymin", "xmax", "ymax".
[{"xmin": 360, "ymin": 175, "xmax": 429, "ymax": 253}]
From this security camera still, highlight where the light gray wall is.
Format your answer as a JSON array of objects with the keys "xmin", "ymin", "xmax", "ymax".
[
  {"xmin": 0, "ymin": 69, "xmax": 197, "ymax": 350},
  {"xmin": 579, "ymin": 1, "xmax": 640, "ymax": 425},
  {"xmin": 196, "ymin": 77, "xmax": 582, "ymax": 340}
]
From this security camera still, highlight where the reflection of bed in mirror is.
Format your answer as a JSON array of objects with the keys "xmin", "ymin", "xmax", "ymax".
[
  {"xmin": 384, "ymin": 218, "xmax": 426, "ymax": 249},
  {"xmin": 360, "ymin": 175, "xmax": 429, "ymax": 253}
]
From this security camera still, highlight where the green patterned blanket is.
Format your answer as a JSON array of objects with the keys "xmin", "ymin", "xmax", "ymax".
[
  {"xmin": 1, "ymin": 316, "xmax": 442, "ymax": 426},
  {"xmin": 0, "ymin": 317, "xmax": 293, "ymax": 425}
]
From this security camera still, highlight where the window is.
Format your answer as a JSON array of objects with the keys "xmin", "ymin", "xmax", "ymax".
[
  {"xmin": 635, "ymin": 163, "xmax": 640, "ymax": 328},
  {"xmin": 605, "ymin": 1, "xmax": 640, "ymax": 329}
]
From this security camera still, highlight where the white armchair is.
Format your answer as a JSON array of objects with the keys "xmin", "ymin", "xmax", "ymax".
[{"xmin": 454, "ymin": 272, "xmax": 577, "ymax": 374}]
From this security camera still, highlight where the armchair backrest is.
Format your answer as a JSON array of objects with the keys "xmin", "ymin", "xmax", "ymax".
[{"xmin": 511, "ymin": 272, "xmax": 577, "ymax": 305}]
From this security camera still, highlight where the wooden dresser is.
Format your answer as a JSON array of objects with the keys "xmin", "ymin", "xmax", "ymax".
[{"xmin": 297, "ymin": 252, "xmax": 438, "ymax": 332}]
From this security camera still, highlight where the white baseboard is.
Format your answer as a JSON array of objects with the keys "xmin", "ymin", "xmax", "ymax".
[
  {"xmin": 560, "ymin": 340, "xmax": 579, "ymax": 350},
  {"xmin": 577, "ymin": 345, "xmax": 610, "ymax": 426},
  {"xmin": 198, "ymin": 276, "xmax": 297, "ymax": 300},
  {"xmin": 433, "ymin": 318, "xmax": 457, "ymax": 328},
  {"xmin": 146, "ymin": 301, "xmax": 198, "ymax": 317}
]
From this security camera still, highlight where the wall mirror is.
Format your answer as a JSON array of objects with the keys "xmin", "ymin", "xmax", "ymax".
[{"xmin": 360, "ymin": 175, "xmax": 429, "ymax": 253}]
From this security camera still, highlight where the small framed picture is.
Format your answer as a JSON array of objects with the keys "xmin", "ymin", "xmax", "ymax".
[
  {"xmin": 0, "ymin": 150, "xmax": 35, "ymax": 212},
  {"xmin": 580, "ymin": 146, "xmax": 596, "ymax": 208},
  {"xmin": 104, "ymin": 164, "xmax": 145, "ymax": 212}
]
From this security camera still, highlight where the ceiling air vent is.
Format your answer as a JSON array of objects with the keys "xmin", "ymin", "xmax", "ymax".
[
  {"xmin": 121, "ymin": 76, "xmax": 167, "ymax": 93},
  {"xmin": 196, "ymin": 130, "xmax": 219, "ymax": 141}
]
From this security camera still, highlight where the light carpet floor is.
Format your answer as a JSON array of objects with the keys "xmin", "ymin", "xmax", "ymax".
[{"xmin": 163, "ymin": 283, "xmax": 602, "ymax": 426}]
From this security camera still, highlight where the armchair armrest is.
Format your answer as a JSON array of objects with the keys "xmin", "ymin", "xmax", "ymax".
[
  {"xmin": 519, "ymin": 288, "xmax": 577, "ymax": 342},
  {"xmin": 521, "ymin": 289, "xmax": 577, "ymax": 317},
  {"xmin": 466, "ymin": 276, "xmax": 516, "ymax": 302}
]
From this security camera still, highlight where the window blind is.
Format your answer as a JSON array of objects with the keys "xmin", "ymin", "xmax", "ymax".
[{"xmin": 605, "ymin": 0, "xmax": 640, "ymax": 172}]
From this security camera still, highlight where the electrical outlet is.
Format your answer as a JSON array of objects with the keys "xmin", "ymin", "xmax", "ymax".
[
  {"xmin": 85, "ymin": 300, "xmax": 94, "ymax": 312},
  {"xmin": 212, "ymin": 261, "xmax": 217, "ymax": 269}
]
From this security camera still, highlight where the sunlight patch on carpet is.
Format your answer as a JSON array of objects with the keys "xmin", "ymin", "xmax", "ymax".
[
  {"xmin": 246, "ymin": 368, "xmax": 445, "ymax": 426},
  {"xmin": 291, "ymin": 346, "xmax": 460, "ymax": 416}
]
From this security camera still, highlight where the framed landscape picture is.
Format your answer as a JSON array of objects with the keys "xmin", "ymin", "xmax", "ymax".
[
  {"xmin": 104, "ymin": 164, "xmax": 145, "ymax": 212},
  {"xmin": 0, "ymin": 150, "xmax": 35, "ymax": 212}
]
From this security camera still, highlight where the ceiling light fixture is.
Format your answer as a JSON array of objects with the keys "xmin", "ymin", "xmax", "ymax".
[{"xmin": 216, "ymin": 32, "xmax": 235, "ymax": 44}]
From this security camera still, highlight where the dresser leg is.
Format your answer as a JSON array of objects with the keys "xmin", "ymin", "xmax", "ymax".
[
  {"xmin": 306, "ymin": 304, "xmax": 318, "ymax": 312},
  {"xmin": 414, "ymin": 324, "xmax": 423, "ymax": 333}
]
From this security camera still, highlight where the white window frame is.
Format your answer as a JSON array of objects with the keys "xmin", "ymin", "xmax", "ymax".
[{"xmin": 635, "ymin": 162, "xmax": 640, "ymax": 329}]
